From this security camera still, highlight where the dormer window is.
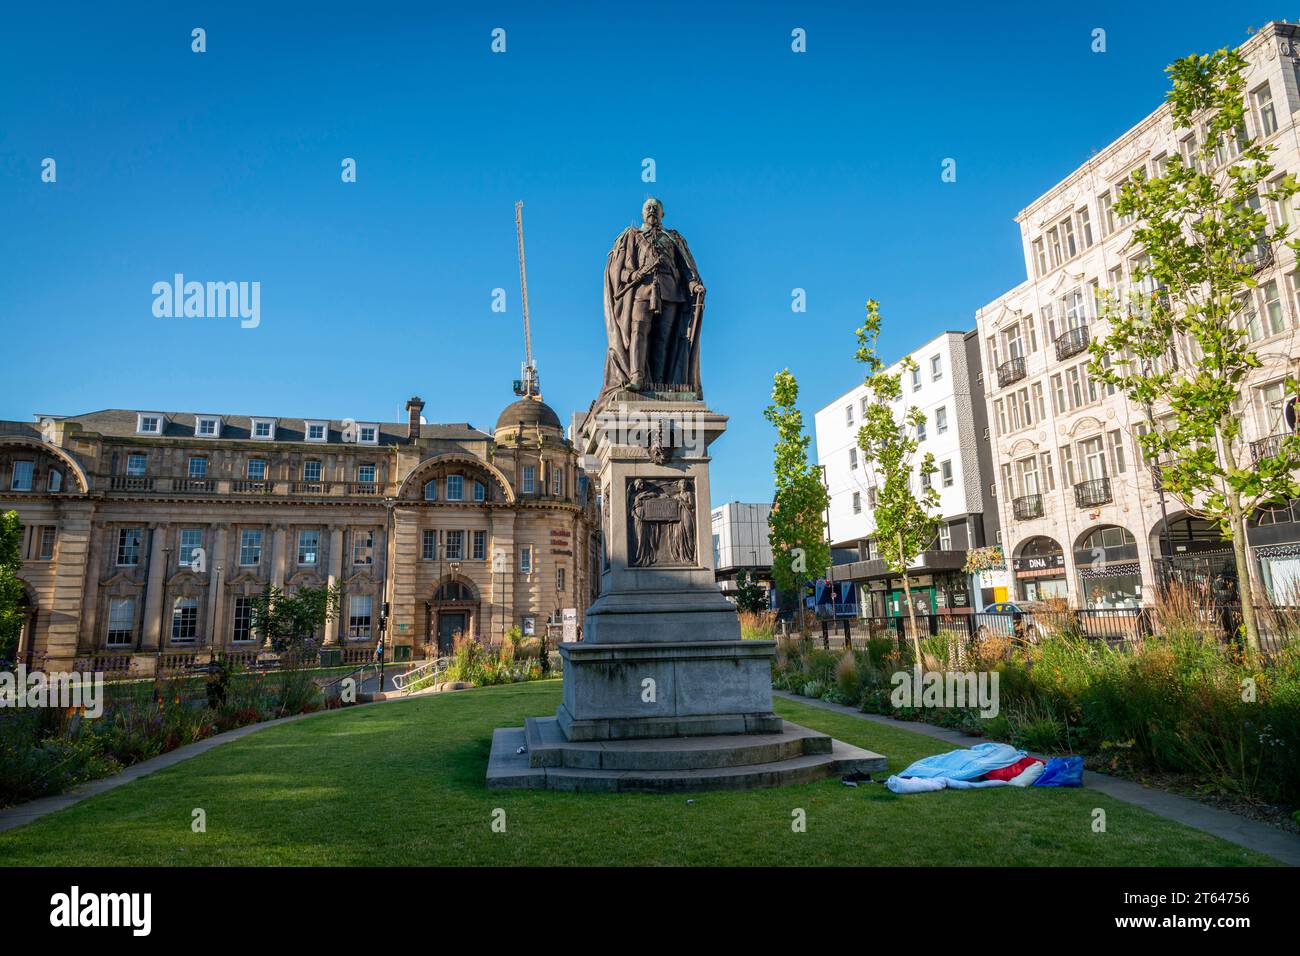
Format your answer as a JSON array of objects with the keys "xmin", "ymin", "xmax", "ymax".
[
  {"xmin": 195, "ymin": 415, "xmax": 221, "ymax": 438},
  {"xmin": 251, "ymin": 418, "xmax": 276, "ymax": 440},
  {"xmin": 357, "ymin": 423, "xmax": 379, "ymax": 445},
  {"xmin": 136, "ymin": 413, "xmax": 163, "ymax": 435},
  {"xmin": 305, "ymin": 421, "xmax": 328, "ymax": 443}
]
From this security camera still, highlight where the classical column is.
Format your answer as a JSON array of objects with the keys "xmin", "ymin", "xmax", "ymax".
[
  {"xmin": 323, "ymin": 526, "xmax": 344, "ymax": 645},
  {"xmin": 205, "ymin": 524, "xmax": 228, "ymax": 651},
  {"xmin": 77, "ymin": 522, "xmax": 105, "ymax": 654},
  {"xmin": 140, "ymin": 524, "xmax": 167, "ymax": 651},
  {"xmin": 271, "ymin": 524, "xmax": 288, "ymax": 590}
]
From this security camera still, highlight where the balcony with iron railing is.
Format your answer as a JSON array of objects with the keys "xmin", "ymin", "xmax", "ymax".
[
  {"xmin": 1074, "ymin": 476, "xmax": 1113, "ymax": 508},
  {"xmin": 996, "ymin": 356, "xmax": 1026, "ymax": 389},
  {"xmin": 1054, "ymin": 325, "xmax": 1089, "ymax": 361},
  {"xmin": 105, "ymin": 475, "xmax": 390, "ymax": 498},
  {"xmin": 1012, "ymin": 493, "xmax": 1044, "ymax": 520},
  {"xmin": 1240, "ymin": 242, "xmax": 1275, "ymax": 274},
  {"xmin": 1251, "ymin": 433, "xmax": 1292, "ymax": 463}
]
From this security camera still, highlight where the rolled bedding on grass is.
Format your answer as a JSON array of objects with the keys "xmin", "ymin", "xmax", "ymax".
[{"xmin": 884, "ymin": 744, "xmax": 1081, "ymax": 794}]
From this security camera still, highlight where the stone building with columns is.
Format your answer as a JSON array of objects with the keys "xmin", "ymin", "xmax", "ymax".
[{"xmin": 0, "ymin": 394, "xmax": 598, "ymax": 673}]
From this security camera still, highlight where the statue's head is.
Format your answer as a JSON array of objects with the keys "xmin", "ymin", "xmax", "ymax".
[{"xmin": 642, "ymin": 197, "xmax": 664, "ymax": 228}]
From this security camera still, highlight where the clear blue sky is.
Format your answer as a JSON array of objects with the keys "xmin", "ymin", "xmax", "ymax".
[{"xmin": 0, "ymin": 1, "xmax": 1281, "ymax": 503}]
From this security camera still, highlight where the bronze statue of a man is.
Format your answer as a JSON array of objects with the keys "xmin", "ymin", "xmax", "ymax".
[{"xmin": 601, "ymin": 198, "xmax": 706, "ymax": 398}]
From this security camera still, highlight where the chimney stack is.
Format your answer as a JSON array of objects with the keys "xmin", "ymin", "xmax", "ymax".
[{"xmin": 405, "ymin": 396, "xmax": 425, "ymax": 442}]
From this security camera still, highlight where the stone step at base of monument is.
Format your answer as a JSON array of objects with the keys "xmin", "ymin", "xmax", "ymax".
[{"xmin": 486, "ymin": 720, "xmax": 887, "ymax": 793}]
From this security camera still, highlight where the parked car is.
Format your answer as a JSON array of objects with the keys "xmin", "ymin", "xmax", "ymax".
[{"xmin": 976, "ymin": 601, "xmax": 1042, "ymax": 644}]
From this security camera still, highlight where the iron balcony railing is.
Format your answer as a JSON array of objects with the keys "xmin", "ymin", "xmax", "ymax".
[
  {"xmin": 996, "ymin": 356, "xmax": 1027, "ymax": 389},
  {"xmin": 1012, "ymin": 493, "xmax": 1044, "ymax": 520},
  {"xmin": 1241, "ymin": 242, "xmax": 1275, "ymax": 274},
  {"xmin": 101, "ymin": 475, "xmax": 390, "ymax": 497},
  {"xmin": 1074, "ymin": 476, "xmax": 1113, "ymax": 508},
  {"xmin": 1054, "ymin": 326, "xmax": 1090, "ymax": 361},
  {"xmin": 1251, "ymin": 433, "xmax": 1290, "ymax": 463}
]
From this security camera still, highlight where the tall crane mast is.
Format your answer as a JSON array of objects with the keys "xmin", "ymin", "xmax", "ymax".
[{"xmin": 513, "ymin": 200, "xmax": 541, "ymax": 399}]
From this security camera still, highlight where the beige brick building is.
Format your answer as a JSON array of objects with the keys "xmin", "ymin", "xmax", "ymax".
[
  {"xmin": 0, "ymin": 395, "xmax": 598, "ymax": 673},
  {"xmin": 977, "ymin": 21, "xmax": 1300, "ymax": 608}
]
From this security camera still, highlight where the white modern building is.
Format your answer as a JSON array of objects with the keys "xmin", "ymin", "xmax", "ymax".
[
  {"xmin": 814, "ymin": 330, "xmax": 1008, "ymax": 617},
  {"xmin": 711, "ymin": 501, "xmax": 773, "ymax": 602},
  {"xmin": 977, "ymin": 20, "xmax": 1300, "ymax": 608}
]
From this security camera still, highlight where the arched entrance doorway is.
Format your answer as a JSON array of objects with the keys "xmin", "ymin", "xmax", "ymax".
[
  {"xmin": 1151, "ymin": 513, "xmax": 1236, "ymax": 595},
  {"xmin": 426, "ymin": 578, "xmax": 480, "ymax": 655},
  {"xmin": 1012, "ymin": 536, "xmax": 1067, "ymax": 603},
  {"xmin": 1074, "ymin": 525, "xmax": 1142, "ymax": 608}
]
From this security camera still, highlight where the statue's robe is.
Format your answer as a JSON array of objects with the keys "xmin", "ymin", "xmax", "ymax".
[{"xmin": 600, "ymin": 225, "xmax": 704, "ymax": 404}]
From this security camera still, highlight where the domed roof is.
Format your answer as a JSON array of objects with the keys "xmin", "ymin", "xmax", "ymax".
[{"xmin": 495, "ymin": 397, "xmax": 563, "ymax": 434}]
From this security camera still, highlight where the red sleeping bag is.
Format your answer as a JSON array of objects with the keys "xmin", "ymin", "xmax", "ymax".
[{"xmin": 981, "ymin": 756, "xmax": 1044, "ymax": 781}]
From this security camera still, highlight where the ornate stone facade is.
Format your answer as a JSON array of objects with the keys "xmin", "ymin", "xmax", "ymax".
[{"xmin": 0, "ymin": 395, "xmax": 597, "ymax": 673}]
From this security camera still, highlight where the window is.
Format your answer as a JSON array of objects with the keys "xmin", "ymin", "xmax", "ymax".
[
  {"xmin": 911, "ymin": 367, "xmax": 921, "ymax": 391},
  {"xmin": 422, "ymin": 529, "xmax": 437, "ymax": 561},
  {"xmin": 1258, "ymin": 280, "xmax": 1286, "ymax": 339},
  {"xmin": 920, "ymin": 470, "xmax": 932, "ymax": 490},
  {"xmin": 1255, "ymin": 83, "xmax": 1278, "ymax": 137},
  {"xmin": 852, "ymin": 491, "xmax": 862, "ymax": 514},
  {"xmin": 298, "ymin": 529, "xmax": 320, "ymax": 566},
  {"xmin": 357, "ymin": 463, "xmax": 376, "ymax": 484},
  {"xmin": 424, "ymin": 479, "xmax": 438, "ymax": 500},
  {"xmin": 107, "ymin": 597, "xmax": 135, "ymax": 646},
  {"xmin": 348, "ymin": 595, "xmax": 372, "ymax": 640},
  {"xmin": 303, "ymin": 459, "xmax": 322, "ymax": 482},
  {"xmin": 445, "ymin": 530, "xmax": 464, "ymax": 560},
  {"xmin": 1151, "ymin": 153, "xmax": 1169, "ymax": 178},
  {"xmin": 1077, "ymin": 207, "xmax": 1094, "ymax": 248},
  {"xmin": 845, "ymin": 405, "xmax": 854, "ymax": 426},
  {"xmin": 557, "ymin": 567, "xmax": 566, "ymax": 591},
  {"xmin": 849, "ymin": 447, "xmax": 858, "ymax": 470},
  {"xmin": 358, "ymin": 425, "xmax": 378, "ymax": 444},
  {"xmin": 1059, "ymin": 215, "xmax": 1077, "ymax": 259},
  {"xmin": 1048, "ymin": 224, "xmax": 1063, "ymax": 266},
  {"xmin": 1041, "ymin": 451, "xmax": 1056, "ymax": 491},
  {"xmin": 473, "ymin": 480, "xmax": 486, "ymax": 502},
  {"xmin": 136, "ymin": 414, "xmax": 163, "ymax": 435},
  {"xmin": 37, "ymin": 526, "xmax": 56, "ymax": 561},
  {"xmin": 47, "ymin": 470, "xmax": 62, "ymax": 493},
  {"xmin": 1016, "ymin": 456, "xmax": 1040, "ymax": 496},
  {"xmin": 117, "ymin": 527, "xmax": 143, "ymax": 566},
  {"xmin": 860, "ymin": 396, "xmax": 870, "ymax": 417},
  {"xmin": 127, "ymin": 454, "xmax": 148, "ymax": 476},
  {"xmin": 520, "ymin": 545, "xmax": 533, "ymax": 574},
  {"xmin": 1031, "ymin": 382, "xmax": 1047, "ymax": 421},
  {"xmin": 1099, "ymin": 192, "xmax": 1115, "ymax": 235},
  {"xmin": 1033, "ymin": 238, "xmax": 1048, "ymax": 276},
  {"xmin": 1260, "ymin": 381, "xmax": 1288, "ymax": 434},
  {"xmin": 916, "ymin": 420, "xmax": 927, "ymax": 441},
  {"xmin": 930, "ymin": 355, "xmax": 942, "ymax": 381},
  {"xmin": 251, "ymin": 418, "xmax": 275, "ymax": 439},
  {"xmin": 941, "ymin": 460, "xmax": 954, "ymax": 488},
  {"xmin": 1059, "ymin": 445, "xmax": 1076, "ymax": 487},
  {"xmin": 195, "ymin": 416, "xmax": 220, "ymax": 437},
  {"xmin": 232, "ymin": 597, "xmax": 254, "ymax": 643},
  {"xmin": 1080, "ymin": 435, "xmax": 1108, "ymax": 481},
  {"xmin": 246, "ymin": 458, "xmax": 267, "ymax": 480},
  {"xmin": 179, "ymin": 529, "xmax": 204, "ymax": 567},
  {"xmin": 867, "ymin": 487, "xmax": 877, "ymax": 508},
  {"xmin": 306, "ymin": 421, "xmax": 328, "ymax": 442},
  {"xmin": 522, "ymin": 466, "xmax": 536, "ymax": 494},
  {"xmin": 1108, "ymin": 430, "xmax": 1127, "ymax": 474},
  {"xmin": 935, "ymin": 405, "xmax": 948, "ymax": 434},
  {"xmin": 552, "ymin": 467, "xmax": 563, "ymax": 497},
  {"xmin": 353, "ymin": 530, "xmax": 374, "ymax": 565},
  {"xmin": 239, "ymin": 529, "xmax": 263, "ymax": 566},
  {"xmin": 937, "ymin": 524, "xmax": 952, "ymax": 551},
  {"xmin": 446, "ymin": 475, "xmax": 464, "ymax": 501},
  {"xmin": 473, "ymin": 530, "xmax": 487, "ymax": 561},
  {"xmin": 188, "ymin": 457, "xmax": 208, "ymax": 479},
  {"xmin": 995, "ymin": 398, "xmax": 1007, "ymax": 436},
  {"xmin": 171, "ymin": 597, "xmax": 198, "ymax": 643},
  {"xmin": 1271, "ymin": 177, "xmax": 1292, "ymax": 228},
  {"xmin": 10, "ymin": 460, "xmax": 33, "ymax": 491}
]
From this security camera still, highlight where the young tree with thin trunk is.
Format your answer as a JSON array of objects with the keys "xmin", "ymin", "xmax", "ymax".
[
  {"xmin": 855, "ymin": 300, "xmax": 942, "ymax": 671},
  {"xmin": 1089, "ymin": 47, "xmax": 1300, "ymax": 659},
  {"xmin": 0, "ymin": 511, "xmax": 24, "ymax": 665},
  {"xmin": 765, "ymin": 369, "xmax": 830, "ymax": 638}
]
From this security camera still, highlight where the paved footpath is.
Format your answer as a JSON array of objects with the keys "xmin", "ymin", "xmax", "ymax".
[{"xmin": 775, "ymin": 690, "xmax": 1300, "ymax": 866}]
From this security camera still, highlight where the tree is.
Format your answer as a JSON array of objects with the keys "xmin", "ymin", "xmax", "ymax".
[
  {"xmin": 246, "ymin": 584, "xmax": 342, "ymax": 659},
  {"xmin": 854, "ymin": 300, "xmax": 942, "ymax": 670},
  {"xmin": 734, "ymin": 569, "xmax": 768, "ymax": 614},
  {"xmin": 1089, "ymin": 47, "xmax": 1300, "ymax": 659},
  {"xmin": 764, "ymin": 369, "xmax": 830, "ymax": 636},
  {"xmin": 0, "ymin": 511, "xmax": 24, "ymax": 665}
]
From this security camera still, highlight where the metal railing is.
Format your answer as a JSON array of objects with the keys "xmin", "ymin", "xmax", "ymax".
[
  {"xmin": 1251, "ymin": 433, "xmax": 1290, "ymax": 463},
  {"xmin": 1074, "ymin": 476, "xmax": 1112, "ymax": 508},
  {"xmin": 996, "ymin": 356, "xmax": 1026, "ymax": 389},
  {"xmin": 1054, "ymin": 326, "xmax": 1089, "ymax": 361},
  {"xmin": 1012, "ymin": 493, "xmax": 1043, "ymax": 520},
  {"xmin": 100, "ymin": 475, "xmax": 392, "ymax": 498}
]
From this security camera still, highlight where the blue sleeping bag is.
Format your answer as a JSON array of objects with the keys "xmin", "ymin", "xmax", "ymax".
[
  {"xmin": 1033, "ymin": 756, "xmax": 1084, "ymax": 787},
  {"xmin": 894, "ymin": 742, "xmax": 1026, "ymax": 781}
]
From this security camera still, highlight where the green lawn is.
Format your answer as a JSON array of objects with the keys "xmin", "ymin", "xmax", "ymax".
[{"xmin": 0, "ymin": 680, "xmax": 1275, "ymax": 866}]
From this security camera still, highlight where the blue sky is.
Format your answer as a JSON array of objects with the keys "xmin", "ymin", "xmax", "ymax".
[{"xmin": 0, "ymin": 1, "xmax": 1282, "ymax": 503}]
